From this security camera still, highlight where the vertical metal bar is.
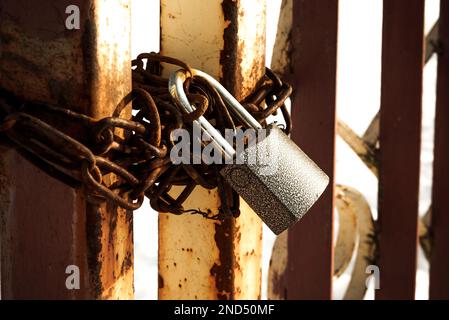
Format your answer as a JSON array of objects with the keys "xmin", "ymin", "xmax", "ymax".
[
  {"xmin": 0, "ymin": 0, "xmax": 133, "ymax": 299},
  {"xmin": 429, "ymin": 0, "xmax": 449, "ymax": 300},
  {"xmin": 286, "ymin": 0, "xmax": 338, "ymax": 300},
  {"xmin": 267, "ymin": 0, "xmax": 292, "ymax": 300},
  {"xmin": 158, "ymin": 0, "xmax": 265, "ymax": 300},
  {"xmin": 376, "ymin": 0, "xmax": 425, "ymax": 300}
]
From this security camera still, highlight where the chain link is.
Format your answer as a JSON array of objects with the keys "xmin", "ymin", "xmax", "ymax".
[{"xmin": 0, "ymin": 53, "xmax": 292, "ymax": 220}]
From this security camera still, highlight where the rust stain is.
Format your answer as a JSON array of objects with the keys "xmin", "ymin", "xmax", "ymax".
[
  {"xmin": 220, "ymin": 0, "xmax": 239, "ymax": 97},
  {"xmin": 211, "ymin": 217, "xmax": 235, "ymax": 300},
  {"xmin": 158, "ymin": 273, "xmax": 165, "ymax": 289},
  {"xmin": 86, "ymin": 204, "xmax": 104, "ymax": 297}
]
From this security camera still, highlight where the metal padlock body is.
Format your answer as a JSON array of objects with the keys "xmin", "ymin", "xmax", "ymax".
[
  {"xmin": 169, "ymin": 68, "xmax": 329, "ymax": 235},
  {"xmin": 220, "ymin": 124, "xmax": 329, "ymax": 235}
]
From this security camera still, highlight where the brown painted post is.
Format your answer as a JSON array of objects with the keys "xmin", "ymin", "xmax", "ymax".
[
  {"xmin": 429, "ymin": 0, "xmax": 449, "ymax": 300},
  {"xmin": 158, "ymin": 0, "xmax": 265, "ymax": 300},
  {"xmin": 376, "ymin": 0, "xmax": 425, "ymax": 300},
  {"xmin": 0, "ymin": 0, "xmax": 133, "ymax": 299},
  {"xmin": 286, "ymin": 0, "xmax": 338, "ymax": 300}
]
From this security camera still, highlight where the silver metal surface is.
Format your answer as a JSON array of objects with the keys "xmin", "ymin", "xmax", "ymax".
[
  {"xmin": 192, "ymin": 69, "xmax": 263, "ymax": 130},
  {"xmin": 220, "ymin": 125, "xmax": 329, "ymax": 235}
]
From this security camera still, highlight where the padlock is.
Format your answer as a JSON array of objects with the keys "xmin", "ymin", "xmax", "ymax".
[{"xmin": 169, "ymin": 68, "xmax": 329, "ymax": 235}]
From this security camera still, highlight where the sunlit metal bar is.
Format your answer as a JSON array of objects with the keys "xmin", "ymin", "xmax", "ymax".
[{"xmin": 158, "ymin": 0, "xmax": 265, "ymax": 299}]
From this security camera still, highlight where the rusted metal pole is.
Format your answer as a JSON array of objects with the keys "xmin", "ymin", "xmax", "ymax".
[
  {"xmin": 285, "ymin": 0, "xmax": 338, "ymax": 300},
  {"xmin": 376, "ymin": 0, "xmax": 425, "ymax": 300},
  {"xmin": 429, "ymin": 0, "xmax": 449, "ymax": 300},
  {"xmin": 0, "ymin": 0, "xmax": 133, "ymax": 299},
  {"xmin": 158, "ymin": 0, "xmax": 265, "ymax": 300}
]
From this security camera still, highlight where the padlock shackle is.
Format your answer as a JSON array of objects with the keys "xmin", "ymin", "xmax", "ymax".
[
  {"xmin": 189, "ymin": 69, "xmax": 263, "ymax": 130},
  {"xmin": 168, "ymin": 69, "xmax": 236, "ymax": 158},
  {"xmin": 169, "ymin": 68, "xmax": 262, "ymax": 129}
]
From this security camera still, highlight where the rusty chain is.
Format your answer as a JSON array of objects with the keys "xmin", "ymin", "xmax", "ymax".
[{"xmin": 0, "ymin": 53, "xmax": 292, "ymax": 220}]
